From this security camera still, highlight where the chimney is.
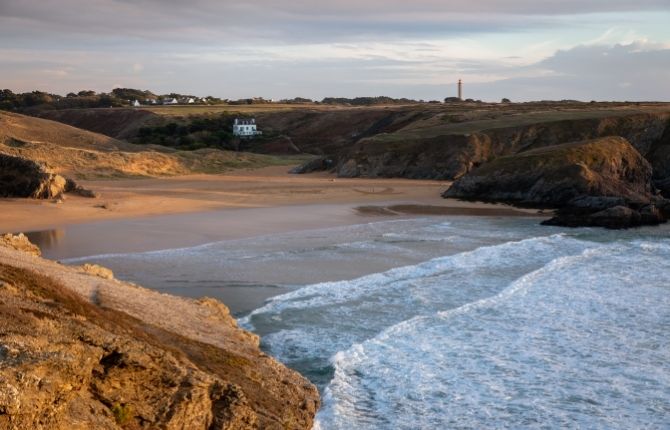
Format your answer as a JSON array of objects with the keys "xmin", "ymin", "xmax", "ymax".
[{"xmin": 458, "ymin": 79, "xmax": 463, "ymax": 101}]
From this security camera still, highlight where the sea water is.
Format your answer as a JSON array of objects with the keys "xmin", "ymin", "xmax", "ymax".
[{"xmin": 66, "ymin": 216, "xmax": 670, "ymax": 429}]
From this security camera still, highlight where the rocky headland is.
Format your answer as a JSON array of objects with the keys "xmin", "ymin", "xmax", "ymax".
[
  {"xmin": 444, "ymin": 137, "xmax": 669, "ymax": 228},
  {"xmin": 0, "ymin": 235, "xmax": 319, "ymax": 429}
]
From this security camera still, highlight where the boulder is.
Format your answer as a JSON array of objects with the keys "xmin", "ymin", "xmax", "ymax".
[
  {"xmin": 0, "ymin": 153, "xmax": 96, "ymax": 199},
  {"xmin": 290, "ymin": 157, "xmax": 335, "ymax": 174},
  {"xmin": 0, "ymin": 153, "xmax": 68, "ymax": 199}
]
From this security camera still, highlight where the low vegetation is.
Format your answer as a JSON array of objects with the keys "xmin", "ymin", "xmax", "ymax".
[{"xmin": 135, "ymin": 114, "xmax": 237, "ymax": 150}]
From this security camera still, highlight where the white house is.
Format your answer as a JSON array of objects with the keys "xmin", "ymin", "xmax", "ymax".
[
  {"xmin": 187, "ymin": 98, "xmax": 195, "ymax": 104},
  {"xmin": 163, "ymin": 98, "xmax": 179, "ymax": 105},
  {"xmin": 131, "ymin": 100, "xmax": 141, "ymax": 107},
  {"xmin": 233, "ymin": 118, "xmax": 262, "ymax": 137}
]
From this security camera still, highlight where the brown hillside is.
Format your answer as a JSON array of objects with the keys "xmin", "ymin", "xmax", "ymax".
[
  {"xmin": 0, "ymin": 111, "xmax": 298, "ymax": 178},
  {"xmin": 38, "ymin": 108, "xmax": 161, "ymax": 140}
]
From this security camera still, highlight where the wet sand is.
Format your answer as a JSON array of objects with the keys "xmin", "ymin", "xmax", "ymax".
[
  {"xmin": 1, "ymin": 166, "xmax": 547, "ymax": 314},
  {"xmin": 1, "ymin": 165, "xmax": 538, "ymax": 235}
]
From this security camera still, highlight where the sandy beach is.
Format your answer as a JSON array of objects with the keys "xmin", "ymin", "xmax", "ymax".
[{"xmin": 0, "ymin": 165, "xmax": 540, "ymax": 235}]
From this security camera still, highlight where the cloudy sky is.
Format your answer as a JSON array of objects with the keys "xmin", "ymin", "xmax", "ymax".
[{"xmin": 1, "ymin": 0, "xmax": 669, "ymax": 101}]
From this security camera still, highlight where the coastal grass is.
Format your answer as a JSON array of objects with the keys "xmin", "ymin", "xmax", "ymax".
[{"xmin": 366, "ymin": 108, "xmax": 654, "ymax": 143}]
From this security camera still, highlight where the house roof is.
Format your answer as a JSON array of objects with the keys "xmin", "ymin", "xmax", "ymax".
[{"xmin": 235, "ymin": 118, "xmax": 256, "ymax": 125}]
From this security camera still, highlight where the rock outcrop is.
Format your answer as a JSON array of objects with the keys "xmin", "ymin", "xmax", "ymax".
[
  {"xmin": 336, "ymin": 111, "xmax": 670, "ymax": 181},
  {"xmin": 0, "ymin": 153, "xmax": 69, "ymax": 199},
  {"xmin": 444, "ymin": 137, "xmax": 668, "ymax": 228},
  {"xmin": 0, "ymin": 153, "xmax": 96, "ymax": 199},
  {"xmin": 0, "ymin": 237, "xmax": 319, "ymax": 429},
  {"xmin": 0, "ymin": 233, "xmax": 41, "ymax": 256}
]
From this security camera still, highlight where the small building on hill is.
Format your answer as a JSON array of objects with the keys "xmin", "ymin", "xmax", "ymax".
[
  {"xmin": 131, "ymin": 100, "xmax": 141, "ymax": 107},
  {"xmin": 233, "ymin": 118, "xmax": 262, "ymax": 137},
  {"xmin": 163, "ymin": 98, "xmax": 178, "ymax": 105}
]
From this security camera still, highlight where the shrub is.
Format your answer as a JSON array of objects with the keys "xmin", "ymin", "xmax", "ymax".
[{"xmin": 111, "ymin": 403, "xmax": 133, "ymax": 425}]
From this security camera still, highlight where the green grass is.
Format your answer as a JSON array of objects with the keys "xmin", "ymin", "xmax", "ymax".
[
  {"xmin": 176, "ymin": 151, "xmax": 313, "ymax": 174},
  {"xmin": 111, "ymin": 403, "xmax": 133, "ymax": 426},
  {"xmin": 366, "ymin": 108, "xmax": 652, "ymax": 143}
]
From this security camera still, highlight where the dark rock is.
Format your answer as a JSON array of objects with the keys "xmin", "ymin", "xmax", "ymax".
[
  {"xmin": 543, "ymin": 206, "xmax": 645, "ymax": 229},
  {"xmin": 566, "ymin": 195, "xmax": 627, "ymax": 211},
  {"xmin": 445, "ymin": 137, "xmax": 667, "ymax": 229},
  {"xmin": 640, "ymin": 204, "xmax": 664, "ymax": 225},
  {"xmin": 0, "ymin": 153, "xmax": 67, "ymax": 199},
  {"xmin": 445, "ymin": 137, "xmax": 654, "ymax": 205},
  {"xmin": 338, "ymin": 159, "xmax": 361, "ymax": 178},
  {"xmin": 65, "ymin": 178, "xmax": 98, "ymax": 198},
  {"xmin": 290, "ymin": 157, "xmax": 334, "ymax": 174},
  {"xmin": 0, "ymin": 153, "xmax": 97, "ymax": 199}
]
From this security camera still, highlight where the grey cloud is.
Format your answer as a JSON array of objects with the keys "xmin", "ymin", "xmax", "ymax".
[
  {"xmin": 1, "ymin": 0, "xmax": 669, "ymax": 45},
  {"xmin": 470, "ymin": 43, "xmax": 670, "ymax": 101}
]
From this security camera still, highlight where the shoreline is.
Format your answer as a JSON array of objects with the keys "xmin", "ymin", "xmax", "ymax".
[{"xmin": 1, "ymin": 165, "xmax": 542, "ymax": 235}]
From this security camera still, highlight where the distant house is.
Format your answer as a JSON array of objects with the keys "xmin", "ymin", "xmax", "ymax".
[
  {"xmin": 131, "ymin": 100, "xmax": 141, "ymax": 107},
  {"xmin": 187, "ymin": 98, "xmax": 195, "ymax": 104},
  {"xmin": 233, "ymin": 118, "xmax": 262, "ymax": 137},
  {"xmin": 162, "ymin": 98, "xmax": 179, "ymax": 105}
]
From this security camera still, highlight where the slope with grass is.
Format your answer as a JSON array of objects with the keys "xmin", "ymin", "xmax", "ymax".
[{"xmin": 0, "ymin": 111, "xmax": 304, "ymax": 179}]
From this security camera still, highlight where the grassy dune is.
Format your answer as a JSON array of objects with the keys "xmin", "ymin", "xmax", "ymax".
[{"xmin": 0, "ymin": 111, "xmax": 307, "ymax": 178}]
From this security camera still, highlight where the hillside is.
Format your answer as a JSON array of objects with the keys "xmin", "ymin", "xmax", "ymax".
[
  {"xmin": 0, "ymin": 111, "xmax": 303, "ymax": 179},
  {"xmin": 20, "ymin": 102, "xmax": 670, "ymax": 204},
  {"xmin": 37, "ymin": 108, "xmax": 163, "ymax": 140}
]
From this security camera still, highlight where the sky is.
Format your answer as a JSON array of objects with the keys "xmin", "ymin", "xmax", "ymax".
[{"xmin": 1, "ymin": 0, "xmax": 669, "ymax": 101}]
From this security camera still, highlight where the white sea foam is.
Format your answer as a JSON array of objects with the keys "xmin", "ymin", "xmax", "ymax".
[
  {"xmin": 315, "ymin": 240, "xmax": 670, "ymax": 429},
  {"xmin": 58, "ymin": 215, "xmax": 670, "ymax": 428},
  {"xmin": 241, "ymin": 233, "xmax": 598, "ymax": 389}
]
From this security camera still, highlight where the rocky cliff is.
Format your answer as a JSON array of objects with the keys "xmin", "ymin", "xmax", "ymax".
[
  {"xmin": 0, "ymin": 236, "xmax": 319, "ymax": 429},
  {"xmin": 335, "ymin": 111, "xmax": 670, "ymax": 182},
  {"xmin": 444, "ymin": 137, "xmax": 668, "ymax": 228}
]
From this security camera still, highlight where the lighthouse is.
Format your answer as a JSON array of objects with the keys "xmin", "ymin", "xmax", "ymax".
[{"xmin": 458, "ymin": 79, "xmax": 463, "ymax": 101}]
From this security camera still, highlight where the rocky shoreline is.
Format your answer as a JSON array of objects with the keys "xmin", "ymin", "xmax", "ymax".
[
  {"xmin": 0, "ymin": 234, "xmax": 319, "ymax": 429},
  {"xmin": 444, "ymin": 137, "xmax": 669, "ymax": 229}
]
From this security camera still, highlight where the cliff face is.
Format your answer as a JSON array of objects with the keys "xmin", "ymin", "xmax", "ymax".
[
  {"xmin": 444, "ymin": 137, "xmax": 668, "ymax": 228},
  {"xmin": 0, "ymin": 237, "xmax": 319, "ymax": 429},
  {"xmin": 336, "ymin": 112, "xmax": 670, "ymax": 181},
  {"xmin": 445, "ymin": 137, "xmax": 653, "ymax": 205}
]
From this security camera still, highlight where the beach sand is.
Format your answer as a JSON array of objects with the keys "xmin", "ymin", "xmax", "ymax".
[
  {"xmin": 1, "ymin": 166, "xmax": 548, "ymax": 314},
  {"xmin": 1, "ymin": 165, "xmax": 540, "ymax": 234}
]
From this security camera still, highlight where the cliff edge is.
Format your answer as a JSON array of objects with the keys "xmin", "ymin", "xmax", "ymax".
[
  {"xmin": 0, "ymin": 236, "xmax": 319, "ymax": 429},
  {"xmin": 444, "ymin": 137, "xmax": 668, "ymax": 229}
]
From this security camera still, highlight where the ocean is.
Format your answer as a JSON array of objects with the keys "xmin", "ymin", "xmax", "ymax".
[{"xmin": 63, "ymin": 216, "xmax": 670, "ymax": 429}]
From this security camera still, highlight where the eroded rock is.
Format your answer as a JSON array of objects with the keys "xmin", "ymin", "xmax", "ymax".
[
  {"xmin": 0, "ymin": 238, "xmax": 320, "ymax": 430},
  {"xmin": 0, "ymin": 234, "xmax": 41, "ymax": 256},
  {"xmin": 0, "ymin": 153, "xmax": 69, "ymax": 199},
  {"xmin": 444, "ymin": 137, "xmax": 668, "ymax": 228}
]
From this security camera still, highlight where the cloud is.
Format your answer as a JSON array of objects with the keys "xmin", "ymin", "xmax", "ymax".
[
  {"xmin": 0, "ymin": 1, "xmax": 668, "ymax": 100},
  {"xmin": 470, "ymin": 41, "xmax": 670, "ymax": 101},
  {"xmin": 1, "ymin": 0, "xmax": 669, "ymax": 45}
]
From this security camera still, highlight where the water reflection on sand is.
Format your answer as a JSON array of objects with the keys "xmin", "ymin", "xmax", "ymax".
[{"xmin": 24, "ymin": 229, "xmax": 64, "ymax": 253}]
